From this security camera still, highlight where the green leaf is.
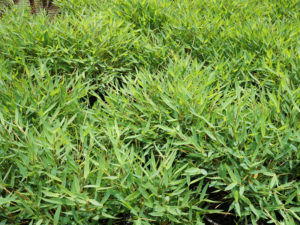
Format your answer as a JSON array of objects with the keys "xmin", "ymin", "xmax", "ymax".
[
  {"xmin": 54, "ymin": 206, "xmax": 61, "ymax": 225},
  {"xmin": 270, "ymin": 175, "xmax": 278, "ymax": 189},
  {"xmin": 235, "ymin": 202, "xmax": 241, "ymax": 217},
  {"xmin": 225, "ymin": 182, "xmax": 238, "ymax": 191},
  {"xmin": 89, "ymin": 199, "xmax": 103, "ymax": 207},
  {"xmin": 185, "ymin": 168, "xmax": 208, "ymax": 176}
]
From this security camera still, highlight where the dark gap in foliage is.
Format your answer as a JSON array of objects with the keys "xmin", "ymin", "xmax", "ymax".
[
  {"xmin": 273, "ymin": 211, "xmax": 284, "ymax": 223},
  {"xmin": 204, "ymin": 187, "xmax": 278, "ymax": 225},
  {"xmin": 87, "ymin": 94, "xmax": 99, "ymax": 108},
  {"xmin": 84, "ymin": 75, "xmax": 128, "ymax": 108},
  {"xmin": 17, "ymin": 219, "xmax": 32, "ymax": 225},
  {"xmin": 186, "ymin": 179, "xmax": 245, "ymax": 225},
  {"xmin": 86, "ymin": 89, "xmax": 106, "ymax": 108},
  {"xmin": 204, "ymin": 187, "xmax": 238, "ymax": 225},
  {"xmin": 98, "ymin": 212, "xmax": 133, "ymax": 225},
  {"xmin": 204, "ymin": 215, "xmax": 238, "ymax": 225}
]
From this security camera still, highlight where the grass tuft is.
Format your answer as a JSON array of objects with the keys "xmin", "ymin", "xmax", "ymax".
[{"xmin": 0, "ymin": 0, "xmax": 299, "ymax": 224}]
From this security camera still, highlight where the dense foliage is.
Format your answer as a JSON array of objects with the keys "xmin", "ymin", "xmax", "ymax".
[{"xmin": 0, "ymin": 0, "xmax": 299, "ymax": 224}]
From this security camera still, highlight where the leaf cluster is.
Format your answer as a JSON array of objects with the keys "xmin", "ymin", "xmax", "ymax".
[{"xmin": 0, "ymin": 0, "xmax": 299, "ymax": 224}]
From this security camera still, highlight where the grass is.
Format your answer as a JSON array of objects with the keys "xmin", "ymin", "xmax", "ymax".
[{"xmin": 0, "ymin": 0, "xmax": 299, "ymax": 224}]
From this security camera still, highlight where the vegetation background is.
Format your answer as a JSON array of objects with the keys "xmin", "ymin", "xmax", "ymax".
[{"xmin": 0, "ymin": 0, "xmax": 299, "ymax": 224}]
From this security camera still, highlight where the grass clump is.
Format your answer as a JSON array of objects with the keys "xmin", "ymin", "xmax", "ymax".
[{"xmin": 0, "ymin": 0, "xmax": 299, "ymax": 224}]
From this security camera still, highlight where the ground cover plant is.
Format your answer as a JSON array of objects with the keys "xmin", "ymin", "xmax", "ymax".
[{"xmin": 0, "ymin": 0, "xmax": 299, "ymax": 224}]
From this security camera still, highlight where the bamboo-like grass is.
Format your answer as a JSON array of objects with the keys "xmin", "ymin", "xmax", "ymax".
[{"xmin": 0, "ymin": 0, "xmax": 299, "ymax": 224}]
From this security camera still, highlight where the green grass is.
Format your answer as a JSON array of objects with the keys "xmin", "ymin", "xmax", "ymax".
[{"xmin": 0, "ymin": 0, "xmax": 299, "ymax": 224}]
